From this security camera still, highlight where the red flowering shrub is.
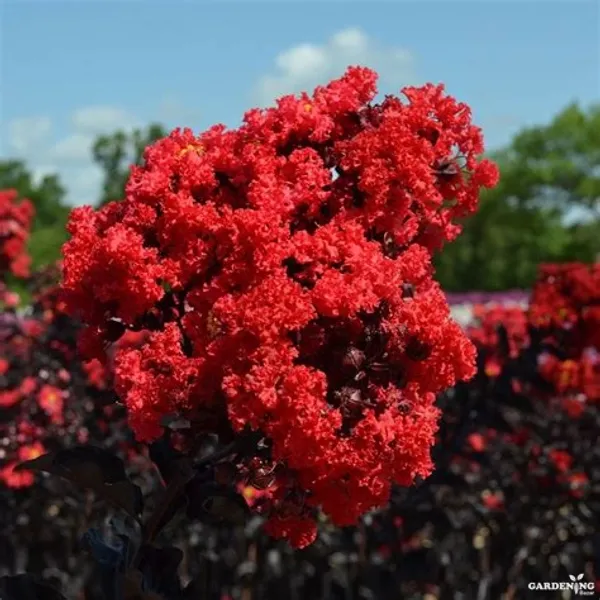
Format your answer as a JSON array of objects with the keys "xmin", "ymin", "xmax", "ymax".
[
  {"xmin": 0, "ymin": 266, "xmax": 163, "ymax": 598},
  {"xmin": 413, "ymin": 261, "xmax": 599, "ymax": 596},
  {"xmin": 1, "ymin": 260, "xmax": 597, "ymax": 598},
  {"xmin": 529, "ymin": 263, "xmax": 600, "ymax": 336},
  {"xmin": 61, "ymin": 67, "xmax": 498, "ymax": 546},
  {"xmin": 0, "ymin": 189, "xmax": 34, "ymax": 280},
  {"xmin": 0, "ymin": 271, "xmax": 121, "ymax": 489},
  {"xmin": 468, "ymin": 304, "xmax": 529, "ymax": 376},
  {"xmin": 0, "ymin": 189, "xmax": 34, "ymax": 309},
  {"xmin": 529, "ymin": 263, "xmax": 600, "ymax": 403}
]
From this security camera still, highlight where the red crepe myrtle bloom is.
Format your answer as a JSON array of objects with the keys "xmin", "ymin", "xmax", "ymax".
[
  {"xmin": 239, "ymin": 483, "xmax": 277, "ymax": 509},
  {"xmin": 468, "ymin": 305, "xmax": 529, "ymax": 370},
  {"xmin": 529, "ymin": 263, "xmax": 600, "ymax": 343},
  {"xmin": 548, "ymin": 448, "xmax": 573, "ymax": 473},
  {"xmin": 18, "ymin": 440, "xmax": 45, "ymax": 462},
  {"xmin": 0, "ymin": 389, "xmax": 21, "ymax": 408},
  {"xmin": 481, "ymin": 490, "xmax": 504, "ymax": 511},
  {"xmin": 20, "ymin": 377, "xmax": 38, "ymax": 395},
  {"xmin": 0, "ymin": 189, "xmax": 34, "ymax": 278},
  {"xmin": 530, "ymin": 263, "xmax": 599, "ymax": 404},
  {"xmin": 0, "ymin": 269, "xmax": 142, "ymax": 496},
  {"xmin": 467, "ymin": 432, "xmax": 487, "ymax": 452},
  {"xmin": 561, "ymin": 396, "xmax": 586, "ymax": 419},
  {"xmin": 0, "ymin": 441, "xmax": 45, "ymax": 489},
  {"xmin": 61, "ymin": 67, "xmax": 498, "ymax": 546},
  {"xmin": 0, "ymin": 287, "xmax": 20, "ymax": 308},
  {"xmin": 567, "ymin": 472, "xmax": 589, "ymax": 498},
  {"xmin": 38, "ymin": 384, "xmax": 65, "ymax": 424}
]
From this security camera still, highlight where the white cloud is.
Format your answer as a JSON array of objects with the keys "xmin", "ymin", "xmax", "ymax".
[
  {"xmin": 2, "ymin": 107, "xmax": 113, "ymax": 205},
  {"xmin": 48, "ymin": 133, "xmax": 95, "ymax": 164},
  {"xmin": 46, "ymin": 106, "xmax": 140, "ymax": 166},
  {"xmin": 255, "ymin": 27, "xmax": 416, "ymax": 105},
  {"xmin": 31, "ymin": 165, "xmax": 60, "ymax": 185},
  {"xmin": 3, "ymin": 100, "xmax": 181, "ymax": 206},
  {"xmin": 7, "ymin": 116, "xmax": 52, "ymax": 156},
  {"xmin": 71, "ymin": 106, "xmax": 138, "ymax": 134},
  {"xmin": 64, "ymin": 165, "xmax": 104, "ymax": 206}
]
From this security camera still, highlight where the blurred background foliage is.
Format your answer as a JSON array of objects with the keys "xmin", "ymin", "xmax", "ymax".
[{"xmin": 2, "ymin": 104, "xmax": 598, "ymax": 291}]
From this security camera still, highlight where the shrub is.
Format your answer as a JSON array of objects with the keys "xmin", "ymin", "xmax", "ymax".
[
  {"xmin": 59, "ymin": 66, "xmax": 498, "ymax": 550},
  {"xmin": 11, "ymin": 72, "xmax": 599, "ymax": 600}
]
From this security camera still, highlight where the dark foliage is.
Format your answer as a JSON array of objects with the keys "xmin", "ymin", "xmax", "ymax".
[{"xmin": 1, "ymin": 268, "xmax": 599, "ymax": 599}]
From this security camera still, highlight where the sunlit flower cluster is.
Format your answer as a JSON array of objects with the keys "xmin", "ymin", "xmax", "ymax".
[{"xmin": 61, "ymin": 67, "xmax": 498, "ymax": 546}]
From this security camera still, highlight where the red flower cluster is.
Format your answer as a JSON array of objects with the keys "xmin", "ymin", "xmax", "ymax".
[
  {"xmin": 0, "ymin": 270, "xmax": 134, "ymax": 490},
  {"xmin": 538, "ymin": 352, "xmax": 599, "ymax": 404},
  {"xmin": 461, "ymin": 262, "xmax": 599, "ymax": 521},
  {"xmin": 0, "ymin": 440, "xmax": 45, "ymax": 489},
  {"xmin": 0, "ymin": 189, "xmax": 34, "ymax": 280},
  {"xmin": 468, "ymin": 304, "xmax": 529, "ymax": 376},
  {"xmin": 0, "ymin": 312, "xmax": 76, "ymax": 488},
  {"xmin": 530, "ymin": 263, "xmax": 600, "ymax": 403},
  {"xmin": 529, "ymin": 263, "xmax": 600, "ymax": 348},
  {"xmin": 61, "ymin": 67, "xmax": 498, "ymax": 546}
]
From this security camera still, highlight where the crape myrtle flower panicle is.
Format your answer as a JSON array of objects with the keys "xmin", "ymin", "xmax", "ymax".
[
  {"xmin": 467, "ymin": 305, "xmax": 529, "ymax": 376},
  {"xmin": 529, "ymin": 262, "xmax": 600, "ymax": 349},
  {"xmin": 0, "ymin": 189, "xmax": 34, "ymax": 278},
  {"xmin": 528, "ymin": 262, "xmax": 600, "ymax": 403},
  {"xmin": 61, "ymin": 66, "xmax": 498, "ymax": 547}
]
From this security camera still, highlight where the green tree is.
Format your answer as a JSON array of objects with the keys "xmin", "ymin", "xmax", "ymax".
[
  {"xmin": 436, "ymin": 103, "xmax": 600, "ymax": 292},
  {"xmin": 435, "ymin": 184, "xmax": 569, "ymax": 291},
  {"xmin": 92, "ymin": 123, "xmax": 166, "ymax": 206},
  {"xmin": 0, "ymin": 160, "xmax": 70, "ymax": 268},
  {"xmin": 506, "ymin": 103, "xmax": 600, "ymax": 215},
  {"xmin": 0, "ymin": 160, "xmax": 69, "ymax": 229}
]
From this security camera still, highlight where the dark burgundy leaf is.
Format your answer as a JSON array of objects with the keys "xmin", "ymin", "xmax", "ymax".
[
  {"xmin": 15, "ymin": 445, "xmax": 143, "ymax": 519},
  {"xmin": 149, "ymin": 438, "xmax": 191, "ymax": 486},
  {"xmin": 0, "ymin": 574, "xmax": 67, "ymax": 600},
  {"xmin": 185, "ymin": 481, "xmax": 250, "ymax": 526},
  {"xmin": 182, "ymin": 575, "xmax": 209, "ymax": 600},
  {"xmin": 122, "ymin": 570, "xmax": 164, "ymax": 600},
  {"xmin": 137, "ymin": 545, "xmax": 184, "ymax": 597}
]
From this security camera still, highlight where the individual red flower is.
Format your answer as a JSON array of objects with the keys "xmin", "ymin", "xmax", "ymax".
[
  {"xmin": 17, "ymin": 440, "xmax": 45, "ymax": 462},
  {"xmin": 484, "ymin": 358, "xmax": 501, "ymax": 378},
  {"xmin": 467, "ymin": 432, "xmax": 487, "ymax": 452},
  {"xmin": 0, "ymin": 441, "xmax": 44, "ymax": 489},
  {"xmin": 37, "ymin": 384, "xmax": 65, "ymax": 423},
  {"xmin": 239, "ymin": 484, "xmax": 276, "ymax": 509},
  {"xmin": 567, "ymin": 472, "xmax": 589, "ymax": 498},
  {"xmin": 561, "ymin": 396, "xmax": 586, "ymax": 418},
  {"xmin": 548, "ymin": 448, "xmax": 573, "ymax": 473},
  {"xmin": 481, "ymin": 490, "xmax": 504, "ymax": 511},
  {"xmin": 0, "ymin": 389, "xmax": 22, "ymax": 408},
  {"xmin": 82, "ymin": 359, "xmax": 108, "ymax": 390},
  {"xmin": 20, "ymin": 377, "xmax": 38, "ymax": 395}
]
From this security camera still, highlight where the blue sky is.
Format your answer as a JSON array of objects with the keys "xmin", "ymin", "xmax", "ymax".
[{"xmin": 1, "ymin": 0, "xmax": 598, "ymax": 205}]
